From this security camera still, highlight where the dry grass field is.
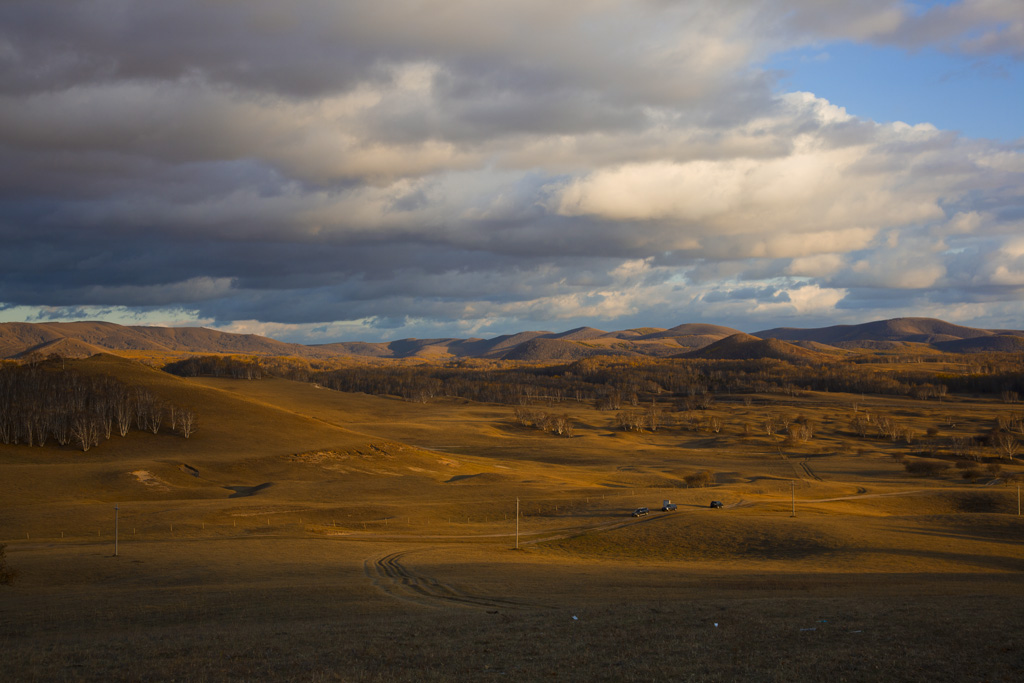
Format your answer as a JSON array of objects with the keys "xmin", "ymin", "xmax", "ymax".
[{"xmin": 2, "ymin": 354, "xmax": 1023, "ymax": 681}]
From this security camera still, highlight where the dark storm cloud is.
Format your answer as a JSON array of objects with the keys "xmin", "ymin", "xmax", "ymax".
[
  {"xmin": 0, "ymin": 1, "xmax": 1021, "ymax": 341},
  {"xmin": 0, "ymin": 1, "xmax": 389, "ymax": 97}
]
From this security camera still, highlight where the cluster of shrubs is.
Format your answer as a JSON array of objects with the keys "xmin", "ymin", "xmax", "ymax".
[
  {"xmin": 513, "ymin": 407, "xmax": 574, "ymax": 437},
  {"xmin": 684, "ymin": 470, "xmax": 715, "ymax": 488},
  {"xmin": 903, "ymin": 459, "xmax": 951, "ymax": 477},
  {"xmin": 953, "ymin": 461, "xmax": 1007, "ymax": 481}
]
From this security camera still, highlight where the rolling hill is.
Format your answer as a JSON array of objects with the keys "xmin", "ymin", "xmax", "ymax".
[
  {"xmin": 1, "ymin": 316, "xmax": 1021, "ymax": 364},
  {"xmin": 680, "ymin": 333, "xmax": 827, "ymax": 362},
  {"xmin": 932, "ymin": 334, "xmax": 1024, "ymax": 353},
  {"xmin": 500, "ymin": 337, "xmax": 619, "ymax": 361},
  {"xmin": 754, "ymin": 317, "xmax": 1020, "ymax": 347},
  {"xmin": 0, "ymin": 321, "xmax": 309, "ymax": 358}
]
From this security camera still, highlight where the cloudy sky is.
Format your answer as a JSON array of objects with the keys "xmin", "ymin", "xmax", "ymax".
[{"xmin": 1, "ymin": 0, "xmax": 1022, "ymax": 343}]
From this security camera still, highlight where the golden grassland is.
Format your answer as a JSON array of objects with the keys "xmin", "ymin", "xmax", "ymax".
[{"xmin": 2, "ymin": 354, "xmax": 1023, "ymax": 681}]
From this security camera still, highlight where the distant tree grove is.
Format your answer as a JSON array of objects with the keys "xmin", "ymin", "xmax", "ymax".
[
  {"xmin": 164, "ymin": 352, "xmax": 1024, "ymax": 408},
  {"xmin": 0, "ymin": 364, "xmax": 196, "ymax": 451},
  {"xmin": 164, "ymin": 355, "xmax": 264, "ymax": 380},
  {"xmin": 155, "ymin": 351, "xmax": 1024, "ymax": 459}
]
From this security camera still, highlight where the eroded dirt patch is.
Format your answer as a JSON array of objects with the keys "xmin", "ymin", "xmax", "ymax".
[{"xmin": 130, "ymin": 470, "xmax": 170, "ymax": 491}]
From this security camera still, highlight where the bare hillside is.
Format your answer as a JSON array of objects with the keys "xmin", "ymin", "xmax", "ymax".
[
  {"xmin": 640, "ymin": 323, "xmax": 743, "ymax": 340},
  {"xmin": 755, "ymin": 317, "xmax": 1000, "ymax": 344},
  {"xmin": 3, "ymin": 316, "xmax": 1023, "ymax": 363},
  {"xmin": 682, "ymin": 333, "xmax": 825, "ymax": 362},
  {"xmin": 933, "ymin": 335, "xmax": 1024, "ymax": 353},
  {"xmin": 500, "ymin": 338, "xmax": 616, "ymax": 361}
]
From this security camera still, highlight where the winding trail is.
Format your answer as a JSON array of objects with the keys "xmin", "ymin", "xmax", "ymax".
[
  {"xmin": 362, "ymin": 515, "xmax": 675, "ymax": 609},
  {"xmin": 365, "ymin": 549, "xmax": 547, "ymax": 610},
  {"xmin": 360, "ymin": 486, "xmax": 937, "ymax": 608}
]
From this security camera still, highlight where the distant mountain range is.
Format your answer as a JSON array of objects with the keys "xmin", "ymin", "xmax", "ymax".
[{"xmin": 1, "ymin": 318, "xmax": 1022, "ymax": 363}]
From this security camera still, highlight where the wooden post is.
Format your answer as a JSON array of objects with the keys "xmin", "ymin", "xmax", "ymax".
[{"xmin": 516, "ymin": 497, "xmax": 520, "ymax": 550}]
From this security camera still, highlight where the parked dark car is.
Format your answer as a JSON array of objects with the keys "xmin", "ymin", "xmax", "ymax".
[
  {"xmin": 631, "ymin": 507, "xmax": 649, "ymax": 517},
  {"xmin": 709, "ymin": 501, "xmax": 724, "ymax": 509},
  {"xmin": 662, "ymin": 502, "xmax": 678, "ymax": 511}
]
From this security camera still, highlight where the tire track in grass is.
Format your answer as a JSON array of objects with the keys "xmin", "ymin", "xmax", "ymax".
[
  {"xmin": 800, "ymin": 459, "xmax": 822, "ymax": 482},
  {"xmin": 365, "ymin": 549, "xmax": 545, "ymax": 610},
  {"xmin": 364, "ymin": 516, "xmax": 670, "ymax": 608}
]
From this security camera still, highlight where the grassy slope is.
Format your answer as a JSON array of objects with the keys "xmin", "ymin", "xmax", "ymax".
[{"xmin": 2, "ymin": 355, "xmax": 1024, "ymax": 681}]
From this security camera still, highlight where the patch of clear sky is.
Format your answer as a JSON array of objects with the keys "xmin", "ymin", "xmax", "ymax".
[{"xmin": 766, "ymin": 41, "xmax": 1023, "ymax": 141}]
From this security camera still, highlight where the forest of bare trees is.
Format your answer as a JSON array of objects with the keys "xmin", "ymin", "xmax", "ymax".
[
  {"xmin": 513, "ymin": 407, "xmax": 574, "ymax": 437},
  {"xmin": 164, "ymin": 352, "xmax": 1024, "ymax": 411},
  {"xmin": 0, "ymin": 365, "xmax": 196, "ymax": 451},
  {"xmin": 158, "ymin": 351, "xmax": 1024, "ymax": 459},
  {"xmin": 299, "ymin": 355, "xmax": 1024, "ymax": 409}
]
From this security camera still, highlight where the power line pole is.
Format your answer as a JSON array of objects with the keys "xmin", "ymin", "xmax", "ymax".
[
  {"xmin": 516, "ymin": 497, "xmax": 520, "ymax": 550},
  {"xmin": 114, "ymin": 503, "xmax": 119, "ymax": 557},
  {"xmin": 791, "ymin": 482, "xmax": 796, "ymax": 518}
]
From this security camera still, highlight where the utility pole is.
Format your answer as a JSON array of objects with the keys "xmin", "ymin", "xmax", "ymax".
[
  {"xmin": 791, "ymin": 482, "xmax": 796, "ymax": 518},
  {"xmin": 1018, "ymin": 485, "xmax": 1020, "ymax": 517},
  {"xmin": 114, "ymin": 503, "xmax": 119, "ymax": 557},
  {"xmin": 516, "ymin": 498, "xmax": 520, "ymax": 550}
]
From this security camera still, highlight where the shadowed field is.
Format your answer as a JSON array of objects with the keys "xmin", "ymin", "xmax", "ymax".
[{"xmin": 2, "ymin": 355, "xmax": 1023, "ymax": 681}]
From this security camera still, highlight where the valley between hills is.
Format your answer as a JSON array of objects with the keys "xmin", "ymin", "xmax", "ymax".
[{"xmin": 2, "ymin": 317, "xmax": 1023, "ymax": 681}]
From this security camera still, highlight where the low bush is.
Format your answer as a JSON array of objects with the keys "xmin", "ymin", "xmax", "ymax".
[
  {"xmin": 904, "ymin": 460, "xmax": 951, "ymax": 477},
  {"xmin": 684, "ymin": 470, "xmax": 715, "ymax": 488}
]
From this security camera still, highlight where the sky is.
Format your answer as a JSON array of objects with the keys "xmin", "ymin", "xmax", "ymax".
[{"xmin": 0, "ymin": 0, "xmax": 1022, "ymax": 344}]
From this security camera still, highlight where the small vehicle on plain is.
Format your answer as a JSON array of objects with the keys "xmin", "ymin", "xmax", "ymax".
[
  {"xmin": 709, "ymin": 500, "xmax": 724, "ymax": 509},
  {"xmin": 661, "ymin": 500, "xmax": 677, "ymax": 511},
  {"xmin": 631, "ymin": 507, "xmax": 649, "ymax": 517}
]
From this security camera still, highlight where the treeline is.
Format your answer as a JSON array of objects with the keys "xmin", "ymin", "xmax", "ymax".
[
  {"xmin": 303, "ymin": 356, "xmax": 1024, "ymax": 406},
  {"xmin": 161, "ymin": 352, "xmax": 1024, "ymax": 408},
  {"xmin": 310, "ymin": 365, "xmax": 586, "ymax": 404},
  {"xmin": 163, "ymin": 355, "xmax": 320, "ymax": 382},
  {"xmin": 164, "ymin": 355, "xmax": 264, "ymax": 380},
  {"xmin": 0, "ymin": 365, "xmax": 196, "ymax": 451}
]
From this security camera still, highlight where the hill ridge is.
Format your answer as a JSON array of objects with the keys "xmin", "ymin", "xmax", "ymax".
[{"xmin": 1, "ymin": 316, "xmax": 1021, "ymax": 363}]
